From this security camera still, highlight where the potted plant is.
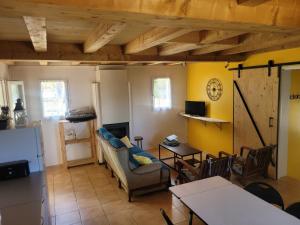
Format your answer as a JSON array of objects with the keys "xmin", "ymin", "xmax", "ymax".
[{"xmin": 0, "ymin": 106, "xmax": 10, "ymax": 130}]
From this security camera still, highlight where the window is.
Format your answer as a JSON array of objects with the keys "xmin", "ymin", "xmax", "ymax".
[
  {"xmin": 41, "ymin": 80, "xmax": 68, "ymax": 118},
  {"xmin": 152, "ymin": 77, "xmax": 171, "ymax": 110}
]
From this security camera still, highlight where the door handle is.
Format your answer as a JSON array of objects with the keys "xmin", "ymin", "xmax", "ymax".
[{"xmin": 269, "ymin": 117, "xmax": 274, "ymax": 128}]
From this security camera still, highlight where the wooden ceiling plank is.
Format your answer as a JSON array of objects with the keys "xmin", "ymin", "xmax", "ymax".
[
  {"xmin": 2, "ymin": 0, "xmax": 299, "ymax": 33},
  {"xmin": 84, "ymin": 22, "xmax": 126, "ymax": 53},
  {"xmin": 237, "ymin": 0, "xmax": 272, "ymax": 6},
  {"xmin": 221, "ymin": 33, "xmax": 300, "ymax": 55},
  {"xmin": 124, "ymin": 27, "xmax": 194, "ymax": 54},
  {"xmin": 0, "ymin": 41, "xmax": 245, "ymax": 62},
  {"xmin": 23, "ymin": 16, "xmax": 47, "ymax": 52}
]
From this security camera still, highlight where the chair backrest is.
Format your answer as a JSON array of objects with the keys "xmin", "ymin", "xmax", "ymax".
[
  {"xmin": 199, "ymin": 156, "xmax": 233, "ymax": 180},
  {"xmin": 285, "ymin": 202, "xmax": 300, "ymax": 219},
  {"xmin": 244, "ymin": 145, "xmax": 273, "ymax": 176},
  {"xmin": 160, "ymin": 209, "xmax": 174, "ymax": 225},
  {"xmin": 244, "ymin": 182, "xmax": 284, "ymax": 209}
]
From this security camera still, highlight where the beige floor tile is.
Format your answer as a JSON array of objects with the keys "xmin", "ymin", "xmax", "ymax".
[
  {"xmin": 81, "ymin": 215, "xmax": 110, "ymax": 225},
  {"xmin": 77, "ymin": 197, "xmax": 101, "ymax": 209},
  {"xmin": 106, "ymin": 209, "xmax": 137, "ymax": 225},
  {"xmin": 56, "ymin": 210, "xmax": 81, "ymax": 225},
  {"xmin": 79, "ymin": 205, "xmax": 105, "ymax": 220},
  {"xmin": 102, "ymin": 200, "xmax": 135, "ymax": 215},
  {"xmin": 96, "ymin": 189, "xmax": 121, "ymax": 204},
  {"xmin": 55, "ymin": 200, "xmax": 78, "ymax": 215}
]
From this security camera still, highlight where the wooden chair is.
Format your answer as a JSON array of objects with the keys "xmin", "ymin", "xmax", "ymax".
[
  {"xmin": 244, "ymin": 182, "xmax": 284, "ymax": 210},
  {"xmin": 176, "ymin": 151, "xmax": 236, "ymax": 184},
  {"xmin": 286, "ymin": 202, "xmax": 300, "ymax": 219},
  {"xmin": 231, "ymin": 145, "xmax": 275, "ymax": 182},
  {"xmin": 160, "ymin": 209, "xmax": 174, "ymax": 225}
]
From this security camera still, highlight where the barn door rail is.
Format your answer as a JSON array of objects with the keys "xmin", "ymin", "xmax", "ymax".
[
  {"xmin": 234, "ymin": 81, "xmax": 266, "ymax": 147},
  {"xmin": 229, "ymin": 59, "xmax": 300, "ymax": 71}
]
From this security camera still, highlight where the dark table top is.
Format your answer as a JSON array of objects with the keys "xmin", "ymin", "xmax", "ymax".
[{"xmin": 159, "ymin": 143, "xmax": 202, "ymax": 156}]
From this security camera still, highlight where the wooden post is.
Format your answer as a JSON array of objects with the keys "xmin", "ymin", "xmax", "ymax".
[{"xmin": 58, "ymin": 122, "xmax": 67, "ymax": 169}]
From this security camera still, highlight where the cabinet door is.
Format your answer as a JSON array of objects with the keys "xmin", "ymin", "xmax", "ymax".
[{"xmin": 0, "ymin": 128, "xmax": 41, "ymax": 172}]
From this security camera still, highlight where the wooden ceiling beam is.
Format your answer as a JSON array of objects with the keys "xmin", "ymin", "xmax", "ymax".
[
  {"xmin": 124, "ymin": 28, "xmax": 193, "ymax": 54},
  {"xmin": 84, "ymin": 22, "xmax": 126, "ymax": 53},
  {"xmin": 237, "ymin": 0, "xmax": 272, "ymax": 6},
  {"xmin": 192, "ymin": 44, "xmax": 236, "ymax": 55},
  {"xmin": 39, "ymin": 60, "xmax": 48, "ymax": 66},
  {"xmin": 23, "ymin": 16, "xmax": 47, "ymax": 52},
  {"xmin": 159, "ymin": 43, "xmax": 203, "ymax": 56},
  {"xmin": 0, "ymin": 41, "xmax": 245, "ymax": 62},
  {"xmin": 1, "ymin": 0, "xmax": 296, "ymax": 33},
  {"xmin": 159, "ymin": 32, "xmax": 242, "ymax": 55},
  {"xmin": 221, "ymin": 33, "xmax": 300, "ymax": 55},
  {"xmin": 146, "ymin": 62, "xmax": 164, "ymax": 66}
]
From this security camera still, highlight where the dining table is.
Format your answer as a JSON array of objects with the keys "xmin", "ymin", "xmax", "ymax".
[{"xmin": 169, "ymin": 176, "xmax": 300, "ymax": 225}]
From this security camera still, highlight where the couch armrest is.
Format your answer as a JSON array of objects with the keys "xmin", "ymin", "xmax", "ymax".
[{"xmin": 132, "ymin": 162, "xmax": 162, "ymax": 175}]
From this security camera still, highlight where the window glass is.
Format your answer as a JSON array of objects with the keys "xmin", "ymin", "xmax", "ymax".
[
  {"xmin": 41, "ymin": 80, "xmax": 67, "ymax": 118},
  {"xmin": 153, "ymin": 77, "xmax": 171, "ymax": 110}
]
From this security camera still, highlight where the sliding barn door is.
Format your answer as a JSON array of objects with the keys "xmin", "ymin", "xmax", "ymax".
[{"xmin": 233, "ymin": 67, "xmax": 279, "ymax": 178}]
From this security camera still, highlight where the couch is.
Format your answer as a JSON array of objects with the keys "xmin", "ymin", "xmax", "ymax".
[{"xmin": 97, "ymin": 128, "xmax": 171, "ymax": 202}]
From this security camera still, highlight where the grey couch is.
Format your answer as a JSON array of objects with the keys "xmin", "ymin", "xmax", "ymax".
[{"xmin": 97, "ymin": 129, "xmax": 170, "ymax": 202}]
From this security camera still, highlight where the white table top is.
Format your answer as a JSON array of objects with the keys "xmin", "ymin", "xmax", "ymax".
[
  {"xmin": 181, "ymin": 184, "xmax": 300, "ymax": 225},
  {"xmin": 169, "ymin": 176, "xmax": 232, "ymax": 198}
]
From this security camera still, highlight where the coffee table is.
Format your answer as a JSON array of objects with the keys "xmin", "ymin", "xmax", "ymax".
[{"xmin": 158, "ymin": 143, "xmax": 202, "ymax": 171}]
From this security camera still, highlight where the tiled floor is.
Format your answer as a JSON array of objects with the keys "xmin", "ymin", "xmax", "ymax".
[{"xmin": 47, "ymin": 149, "xmax": 300, "ymax": 225}]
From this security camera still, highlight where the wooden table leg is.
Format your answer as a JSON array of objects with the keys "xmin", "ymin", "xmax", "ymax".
[{"xmin": 189, "ymin": 210, "xmax": 193, "ymax": 225}]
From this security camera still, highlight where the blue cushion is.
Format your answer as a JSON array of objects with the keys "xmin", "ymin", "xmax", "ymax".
[
  {"xmin": 135, "ymin": 151, "xmax": 156, "ymax": 160},
  {"xmin": 129, "ymin": 146, "xmax": 143, "ymax": 154},
  {"xmin": 99, "ymin": 127, "xmax": 108, "ymax": 137},
  {"xmin": 103, "ymin": 132, "xmax": 114, "ymax": 140},
  {"xmin": 109, "ymin": 137, "xmax": 126, "ymax": 149}
]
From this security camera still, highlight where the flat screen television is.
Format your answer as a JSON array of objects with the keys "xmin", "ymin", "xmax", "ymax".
[{"xmin": 185, "ymin": 101, "xmax": 205, "ymax": 116}]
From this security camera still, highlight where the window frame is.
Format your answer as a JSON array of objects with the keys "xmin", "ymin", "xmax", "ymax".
[
  {"xmin": 152, "ymin": 76, "xmax": 172, "ymax": 111},
  {"xmin": 40, "ymin": 80, "xmax": 69, "ymax": 119}
]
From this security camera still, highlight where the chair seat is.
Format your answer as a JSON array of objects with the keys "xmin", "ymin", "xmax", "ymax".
[
  {"xmin": 181, "ymin": 168, "xmax": 198, "ymax": 181},
  {"xmin": 232, "ymin": 162, "xmax": 244, "ymax": 175}
]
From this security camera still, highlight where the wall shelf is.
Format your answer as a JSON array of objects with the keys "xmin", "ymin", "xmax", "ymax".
[{"xmin": 179, "ymin": 112, "xmax": 230, "ymax": 129}]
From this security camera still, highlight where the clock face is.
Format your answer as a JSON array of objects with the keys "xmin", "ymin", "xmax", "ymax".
[{"xmin": 206, "ymin": 78, "xmax": 223, "ymax": 101}]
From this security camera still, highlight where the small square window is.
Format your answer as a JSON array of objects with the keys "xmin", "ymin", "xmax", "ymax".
[
  {"xmin": 153, "ymin": 77, "xmax": 171, "ymax": 110},
  {"xmin": 41, "ymin": 80, "xmax": 68, "ymax": 118}
]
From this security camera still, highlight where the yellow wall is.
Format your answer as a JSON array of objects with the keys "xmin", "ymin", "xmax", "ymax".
[
  {"xmin": 288, "ymin": 71, "xmax": 300, "ymax": 180},
  {"xmin": 187, "ymin": 62, "xmax": 234, "ymax": 155},
  {"xmin": 187, "ymin": 47, "xmax": 300, "ymax": 157}
]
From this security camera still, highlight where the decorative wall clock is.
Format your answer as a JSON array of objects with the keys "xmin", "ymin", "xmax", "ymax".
[{"xmin": 206, "ymin": 78, "xmax": 223, "ymax": 101}]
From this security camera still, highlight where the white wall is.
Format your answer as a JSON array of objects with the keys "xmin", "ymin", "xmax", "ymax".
[
  {"xmin": 9, "ymin": 66, "xmax": 96, "ymax": 166},
  {"xmin": 127, "ymin": 65, "xmax": 187, "ymax": 150},
  {"xmin": 0, "ymin": 63, "xmax": 9, "ymax": 79},
  {"xmin": 277, "ymin": 69, "xmax": 291, "ymax": 178}
]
